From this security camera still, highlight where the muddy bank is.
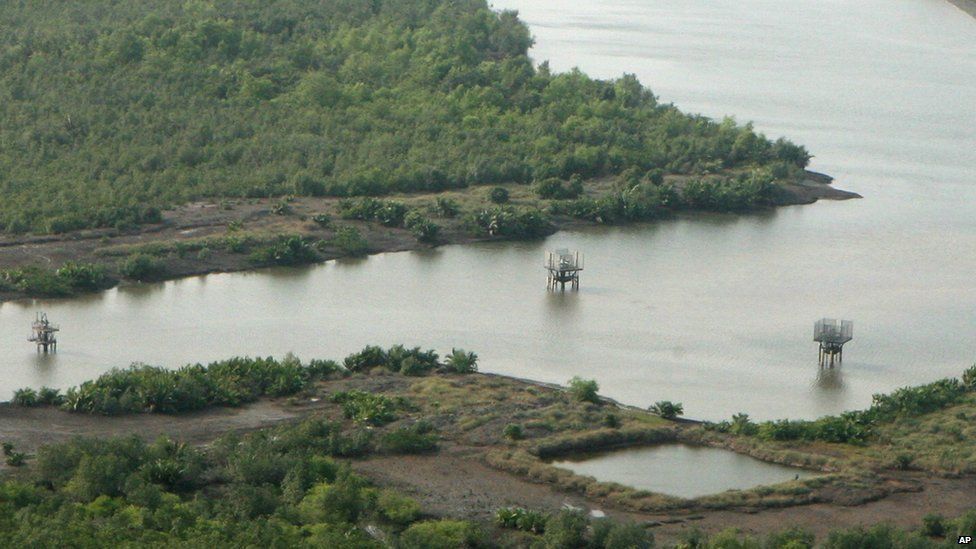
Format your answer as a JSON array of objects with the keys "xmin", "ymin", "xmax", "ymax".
[{"xmin": 0, "ymin": 172, "xmax": 856, "ymax": 303}]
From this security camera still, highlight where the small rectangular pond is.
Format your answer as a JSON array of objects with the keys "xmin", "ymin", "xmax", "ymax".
[{"xmin": 550, "ymin": 444, "xmax": 818, "ymax": 499}]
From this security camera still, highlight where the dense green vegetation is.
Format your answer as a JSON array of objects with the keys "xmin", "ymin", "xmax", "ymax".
[
  {"xmin": 13, "ymin": 344, "xmax": 483, "ymax": 415},
  {"xmin": 0, "ymin": 422, "xmax": 459, "ymax": 546},
  {"xmin": 708, "ymin": 366, "xmax": 976, "ymax": 444},
  {"xmin": 0, "ymin": 263, "xmax": 111, "ymax": 297},
  {"xmin": 0, "ymin": 0, "xmax": 809, "ymax": 235},
  {"xmin": 51, "ymin": 355, "xmax": 341, "ymax": 415}
]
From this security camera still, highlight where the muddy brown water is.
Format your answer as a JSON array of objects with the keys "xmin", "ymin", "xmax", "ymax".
[
  {"xmin": 1, "ymin": 0, "xmax": 975, "ymax": 422},
  {"xmin": 551, "ymin": 444, "xmax": 819, "ymax": 499}
]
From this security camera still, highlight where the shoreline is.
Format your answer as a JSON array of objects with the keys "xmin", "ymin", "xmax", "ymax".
[
  {"xmin": 948, "ymin": 0, "xmax": 976, "ymax": 18},
  {"xmin": 0, "ymin": 172, "xmax": 858, "ymax": 304}
]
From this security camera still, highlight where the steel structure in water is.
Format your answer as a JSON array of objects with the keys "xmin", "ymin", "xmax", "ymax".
[
  {"xmin": 545, "ymin": 249, "xmax": 583, "ymax": 291},
  {"xmin": 813, "ymin": 318, "xmax": 852, "ymax": 367},
  {"xmin": 28, "ymin": 313, "xmax": 59, "ymax": 353}
]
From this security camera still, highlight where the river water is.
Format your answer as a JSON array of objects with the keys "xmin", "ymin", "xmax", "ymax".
[{"xmin": 1, "ymin": 0, "xmax": 974, "ymax": 420}]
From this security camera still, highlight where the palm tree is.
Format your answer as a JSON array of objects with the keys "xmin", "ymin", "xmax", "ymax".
[{"xmin": 445, "ymin": 348, "xmax": 478, "ymax": 374}]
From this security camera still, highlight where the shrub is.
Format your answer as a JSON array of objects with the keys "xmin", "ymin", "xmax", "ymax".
[
  {"xmin": 376, "ymin": 201, "xmax": 408, "ymax": 227},
  {"xmin": 298, "ymin": 474, "xmax": 371, "ymax": 525},
  {"xmin": 603, "ymin": 413, "xmax": 621, "ymax": 428},
  {"xmin": 249, "ymin": 236, "xmax": 318, "ymax": 266},
  {"xmin": 5, "ymin": 452, "xmax": 26, "ymax": 467},
  {"xmin": 332, "ymin": 390, "xmax": 397, "ymax": 426},
  {"xmin": 542, "ymin": 510, "xmax": 588, "ymax": 548},
  {"xmin": 385, "ymin": 345, "xmax": 440, "ymax": 375},
  {"xmin": 503, "ymin": 423, "xmax": 524, "ymax": 440},
  {"xmin": 379, "ymin": 423, "xmax": 438, "ymax": 454},
  {"xmin": 488, "ymin": 187, "xmax": 510, "ymax": 204},
  {"xmin": 535, "ymin": 176, "xmax": 583, "ymax": 200},
  {"xmin": 56, "ymin": 262, "xmax": 109, "ymax": 291},
  {"xmin": 399, "ymin": 520, "xmax": 485, "ymax": 549},
  {"xmin": 962, "ymin": 364, "xmax": 976, "ymax": 390},
  {"xmin": 470, "ymin": 207, "xmax": 552, "ymax": 239},
  {"xmin": 730, "ymin": 413, "xmax": 758, "ymax": 436},
  {"xmin": 311, "ymin": 213, "xmax": 332, "ymax": 227},
  {"xmin": 404, "ymin": 211, "xmax": 440, "ymax": 242},
  {"xmin": 568, "ymin": 376, "xmax": 600, "ymax": 404},
  {"xmin": 343, "ymin": 346, "xmax": 388, "ymax": 371},
  {"xmin": 12, "ymin": 388, "xmax": 38, "ymax": 407},
  {"xmin": 338, "ymin": 197, "xmax": 383, "ymax": 220},
  {"xmin": 58, "ymin": 356, "xmax": 322, "ymax": 415},
  {"xmin": 649, "ymin": 400, "xmax": 683, "ymax": 419},
  {"xmin": 444, "ymin": 348, "xmax": 478, "ymax": 373},
  {"xmin": 495, "ymin": 507, "xmax": 547, "ymax": 533},
  {"xmin": 921, "ymin": 513, "xmax": 945, "ymax": 537},
  {"xmin": 307, "ymin": 359, "xmax": 342, "ymax": 378},
  {"xmin": 119, "ymin": 254, "xmax": 167, "ymax": 281},
  {"xmin": 894, "ymin": 453, "xmax": 914, "ymax": 470},
  {"xmin": 597, "ymin": 521, "xmax": 653, "ymax": 549},
  {"xmin": 377, "ymin": 490, "xmax": 421, "ymax": 526},
  {"xmin": 765, "ymin": 526, "xmax": 815, "ymax": 548},
  {"xmin": 331, "ymin": 226, "xmax": 368, "ymax": 256},
  {"xmin": 434, "ymin": 197, "xmax": 460, "ymax": 218}
]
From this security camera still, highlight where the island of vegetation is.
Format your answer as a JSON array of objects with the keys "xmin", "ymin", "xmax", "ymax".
[
  {"xmin": 0, "ymin": 0, "xmax": 858, "ymax": 301},
  {"xmin": 1, "ymin": 345, "xmax": 974, "ymax": 546}
]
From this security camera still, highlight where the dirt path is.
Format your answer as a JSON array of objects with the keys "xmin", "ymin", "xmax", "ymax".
[{"xmin": 0, "ymin": 399, "xmax": 304, "ymax": 454}]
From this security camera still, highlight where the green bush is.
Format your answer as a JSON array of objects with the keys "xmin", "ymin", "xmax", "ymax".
[
  {"xmin": 603, "ymin": 413, "xmax": 621, "ymax": 428},
  {"xmin": 377, "ymin": 490, "xmax": 421, "ymax": 526},
  {"xmin": 331, "ymin": 226, "xmax": 369, "ymax": 256},
  {"xmin": 469, "ymin": 207, "xmax": 552, "ymax": 239},
  {"xmin": 298, "ymin": 473, "xmax": 371, "ymax": 525},
  {"xmin": 55, "ymin": 262, "xmax": 110, "ymax": 291},
  {"xmin": 444, "ymin": 348, "xmax": 478, "ymax": 373},
  {"xmin": 963, "ymin": 364, "xmax": 976, "ymax": 390},
  {"xmin": 488, "ymin": 187, "xmax": 510, "ymax": 204},
  {"xmin": 434, "ymin": 197, "xmax": 460, "ymax": 218},
  {"xmin": 0, "ymin": 266, "xmax": 71, "ymax": 296},
  {"xmin": 542, "ymin": 510, "xmax": 588, "ymax": 548},
  {"xmin": 57, "ymin": 355, "xmax": 324, "ymax": 415},
  {"xmin": 332, "ymin": 390, "xmax": 397, "ymax": 426},
  {"xmin": 249, "ymin": 235, "xmax": 318, "ymax": 266},
  {"xmin": 385, "ymin": 345, "xmax": 440, "ymax": 375},
  {"xmin": 311, "ymin": 213, "xmax": 332, "ymax": 228},
  {"xmin": 764, "ymin": 526, "xmax": 815, "ymax": 548},
  {"xmin": 379, "ymin": 423, "xmax": 438, "ymax": 454},
  {"xmin": 594, "ymin": 521, "xmax": 653, "ymax": 549},
  {"xmin": 404, "ymin": 211, "xmax": 440, "ymax": 242},
  {"xmin": 535, "ymin": 175, "xmax": 583, "ymax": 200},
  {"xmin": 12, "ymin": 388, "xmax": 38, "ymax": 407},
  {"xmin": 649, "ymin": 400, "xmax": 683, "ymax": 419},
  {"xmin": 921, "ymin": 513, "xmax": 945, "ymax": 537},
  {"xmin": 399, "ymin": 520, "xmax": 485, "ymax": 549},
  {"xmin": 495, "ymin": 507, "xmax": 547, "ymax": 533},
  {"xmin": 343, "ymin": 345, "xmax": 388, "ymax": 372},
  {"xmin": 503, "ymin": 423, "xmax": 524, "ymax": 440},
  {"xmin": 119, "ymin": 254, "xmax": 167, "ymax": 281},
  {"xmin": 568, "ymin": 376, "xmax": 600, "ymax": 404}
]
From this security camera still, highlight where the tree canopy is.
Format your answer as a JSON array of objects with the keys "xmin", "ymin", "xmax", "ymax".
[{"xmin": 0, "ymin": 0, "xmax": 809, "ymax": 234}]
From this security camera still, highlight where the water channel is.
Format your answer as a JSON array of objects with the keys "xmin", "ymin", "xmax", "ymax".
[{"xmin": 1, "ymin": 0, "xmax": 974, "ymax": 420}]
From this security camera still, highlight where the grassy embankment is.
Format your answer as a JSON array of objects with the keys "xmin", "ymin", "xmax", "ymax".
[{"xmin": 9, "ymin": 347, "xmax": 974, "ymax": 516}]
